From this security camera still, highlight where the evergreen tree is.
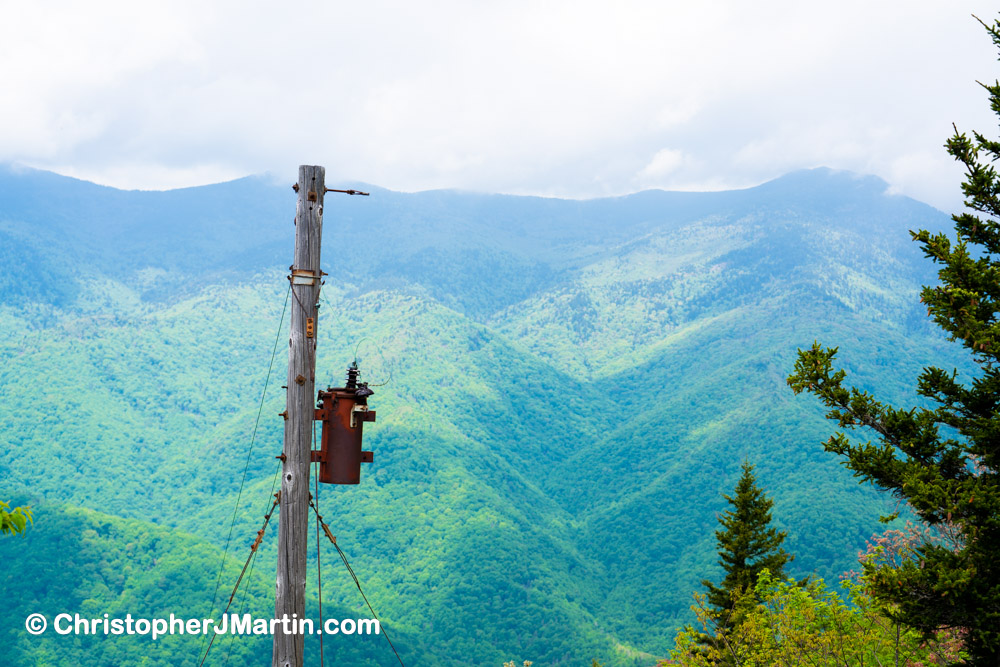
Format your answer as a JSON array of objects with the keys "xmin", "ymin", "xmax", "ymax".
[
  {"xmin": 702, "ymin": 461, "xmax": 791, "ymax": 625},
  {"xmin": 787, "ymin": 17, "xmax": 1000, "ymax": 663}
]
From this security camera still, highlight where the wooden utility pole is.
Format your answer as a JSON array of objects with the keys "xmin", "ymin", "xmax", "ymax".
[{"xmin": 273, "ymin": 165, "xmax": 325, "ymax": 667}]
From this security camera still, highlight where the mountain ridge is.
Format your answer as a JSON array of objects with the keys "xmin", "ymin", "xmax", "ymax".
[{"xmin": 0, "ymin": 163, "xmax": 971, "ymax": 665}]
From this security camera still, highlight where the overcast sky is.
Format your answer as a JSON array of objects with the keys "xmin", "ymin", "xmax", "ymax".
[{"xmin": 1, "ymin": 1, "xmax": 998, "ymax": 211}]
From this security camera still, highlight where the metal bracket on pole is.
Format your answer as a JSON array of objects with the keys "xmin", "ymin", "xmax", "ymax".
[{"xmin": 291, "ymin": 269, "xmax": 319, "ymax": 286}]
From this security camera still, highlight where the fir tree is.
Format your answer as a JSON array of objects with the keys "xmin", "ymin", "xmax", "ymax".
[
  {"xmin": 702, "ymin": 461, "xmax": 792, "ymax": 625},
  {"xmin": 787, "ymin": 17, "xmax": 1000, "ymax": 663}
]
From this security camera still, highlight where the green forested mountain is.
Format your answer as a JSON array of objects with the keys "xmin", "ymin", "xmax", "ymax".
[{"xmin": 0, "ymin": 164, "xmax": 969, "ymax": 665}]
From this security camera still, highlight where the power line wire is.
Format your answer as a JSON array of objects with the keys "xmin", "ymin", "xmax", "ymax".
[
  {"xmin": 313, "ymin": 419, "xmax": 326, "ymax": 667},
  {"xmin": 310, "ymin": 500, "xmax": 405, "ymax": 667},
  {"xmin": 199, "ymin": 494, "xmax": 280, "ymax": 667}
]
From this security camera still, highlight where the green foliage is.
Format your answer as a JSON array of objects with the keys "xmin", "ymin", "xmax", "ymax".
[
  {"xmin": 669, "ymin": 570, "xmax": 959, "ymax": 666},
  {"xmin": 786, "ymin": 16, "xmax": 1000, "ymax": 663},
  {"xmin": 0, "ymin": 500, "xmax": 32, "ymax": 537}
]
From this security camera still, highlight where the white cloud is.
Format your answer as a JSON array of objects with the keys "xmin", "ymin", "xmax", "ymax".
[
  {"xmin": 0, "ymin": 0, "xmax": 996, "ymax": 210},
  {"xmin": 885, "ymin": 150, "xmax": 966, "ymax": 213},
  {"xmin": 638, "ymin": 148, "xmax": 685, "ymax": 186}
]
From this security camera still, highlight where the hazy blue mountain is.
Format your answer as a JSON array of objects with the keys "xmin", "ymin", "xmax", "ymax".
[{"xmin": 0, "ymin": 164, "xmax": 968, "ymax": 665}]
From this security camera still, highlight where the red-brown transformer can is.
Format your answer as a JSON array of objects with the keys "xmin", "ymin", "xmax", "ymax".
[{"xmin": 311, "ymin": 363, "xmax": 376, "ymax": 484}]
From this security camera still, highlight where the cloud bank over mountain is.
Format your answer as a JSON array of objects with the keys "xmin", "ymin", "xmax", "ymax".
[{"xmin": 1, "ymin": 2, "xmax": 996, "ymax": 212}]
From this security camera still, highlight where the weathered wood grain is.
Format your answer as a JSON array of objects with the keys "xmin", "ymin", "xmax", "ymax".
[{"xmin": 273, "ymin": 165, "xmax": 324, "ymax": 667}]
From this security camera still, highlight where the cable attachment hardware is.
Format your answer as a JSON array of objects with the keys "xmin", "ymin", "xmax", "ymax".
[
  {"xmin": 308, "ymin": 498, "xmax": 338, "ymax": 545},
  {"xmin": 325, "ymin": 188, "xmax": 370, "ymax": 196}
]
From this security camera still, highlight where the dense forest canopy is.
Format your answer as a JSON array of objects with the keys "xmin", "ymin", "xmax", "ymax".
[{"xmin": 0, "ymin": 164, "xmax": 971, "ymax": 665}]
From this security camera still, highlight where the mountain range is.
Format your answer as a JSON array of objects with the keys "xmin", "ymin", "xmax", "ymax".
[{"xmin": 0, "ymin": 164, "xmax": 971, "ymax": 666}]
